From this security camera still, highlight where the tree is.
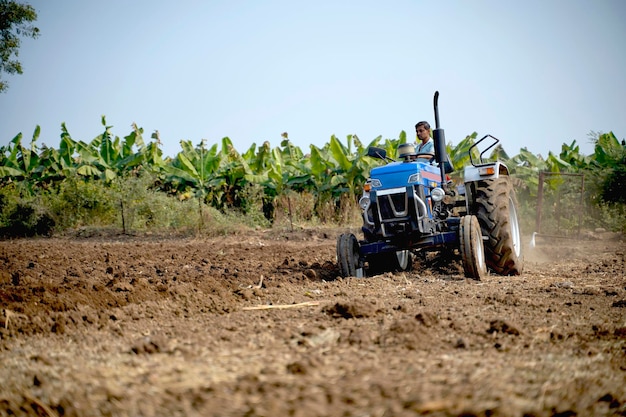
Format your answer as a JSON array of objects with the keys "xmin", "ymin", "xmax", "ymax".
[{"xmin": 0, "ymin": 0, "xmax": 39, "ymax": 93}]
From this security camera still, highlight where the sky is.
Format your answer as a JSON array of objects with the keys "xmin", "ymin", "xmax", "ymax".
[{"xmin": 1, "ymin": 0, "xmax": 625, "ymax": 160}]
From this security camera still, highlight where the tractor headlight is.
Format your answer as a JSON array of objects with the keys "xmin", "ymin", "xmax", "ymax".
[
  {"xmin": 370, "ymin": 179, "xmax": 382, "ymax": 188},
  {"xmin": 408, "ymin": 173, "xmax": 420, "ymax": 183},
  {"xmin": 359, "ymin": 196, "xmax": 371, "ymax": 210},
  {"xmin": 431, "ymin": 187, "xmax": 445, "ymax": 202}
]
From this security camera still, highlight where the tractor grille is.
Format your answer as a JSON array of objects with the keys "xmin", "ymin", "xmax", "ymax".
[
  {"xmin": 372, "ymin": 186, "xmax": 429, "ymax": 237},
  {"xmin": 376, "ymin": 188, "xmax": 409, "ymax": 220}
]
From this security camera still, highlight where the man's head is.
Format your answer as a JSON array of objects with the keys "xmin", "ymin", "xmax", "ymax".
[{"xmin": 415, "ymin": 121, "xmax": 431, "ymax": 143}]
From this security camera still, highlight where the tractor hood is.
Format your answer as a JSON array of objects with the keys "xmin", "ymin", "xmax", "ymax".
[{"xmin": 369, "ymin": 161, "xmax": 443, "ymax": 189}]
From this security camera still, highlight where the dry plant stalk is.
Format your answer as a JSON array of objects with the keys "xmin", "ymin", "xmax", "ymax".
[
  {"xmin": 242, "ymin": 301, "xmax": 320, "ymax": 311},
  {"xmin": 3, "ymin": 309, "xmax": 28, "ymax": 330},
  {"xmin": 23, "ymin": 394, "xmax": 59, "ymax": 417}
]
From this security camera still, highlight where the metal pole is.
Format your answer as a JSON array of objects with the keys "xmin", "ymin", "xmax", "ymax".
[
  {"xmin": 578, "ymin": 174, "xmax": 585, "ymax": 237},
  {"xmin": 535, "ymin": 171, "xmax": 544, "ymax": 234}
]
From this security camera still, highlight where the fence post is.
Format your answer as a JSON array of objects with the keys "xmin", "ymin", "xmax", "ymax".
[{"xmin": 535, "ymin": 171, "xmax": 545, "ymax": 234}]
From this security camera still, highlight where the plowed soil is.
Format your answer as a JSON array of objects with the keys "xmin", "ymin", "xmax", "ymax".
[{"xmin": 1, "ymin": 228, "xmax": 625, "ymax": 417}]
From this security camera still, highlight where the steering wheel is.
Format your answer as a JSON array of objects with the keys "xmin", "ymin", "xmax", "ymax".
[{"xmin": 415, "ymin": 152, "xmax": 435, "ymax": 160}]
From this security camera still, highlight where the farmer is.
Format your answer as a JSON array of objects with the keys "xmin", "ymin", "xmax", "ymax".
[{"xmin": 415, "ymin": 121, "xmax": 434, "ymax": 161}]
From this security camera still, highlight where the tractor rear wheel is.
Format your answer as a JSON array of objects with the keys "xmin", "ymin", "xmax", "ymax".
[
  {"xmin": 336, "ymin": 233, "xmax": 362, "ymax": 278},
  {"xmin": 459, "ymin": 215, "xmax": 487, "ymax": 279},
  {"xmin": 471, "ymin": 177, "xmax": 523, "ymax": 275}
]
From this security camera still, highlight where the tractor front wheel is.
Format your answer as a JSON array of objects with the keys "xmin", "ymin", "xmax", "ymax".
[
  {"xmin": 459, "ymin": 215, "xmax": 487, "ymax": 280},
  {"xmin": 337, "ymin": 233, "xmax": 363, "ymax": 278},
  {"xmin": 394, "ymin": 250, "xmax": 412, "ymax": 271}
]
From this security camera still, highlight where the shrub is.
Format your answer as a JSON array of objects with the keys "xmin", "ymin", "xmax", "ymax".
[
  {"xmin": 45, "ymin": 178, "xmax": 116, "ymax": 230},
  {"xmin": 0, "ymin": 186, "xmax": 55, "ymax": 237}
]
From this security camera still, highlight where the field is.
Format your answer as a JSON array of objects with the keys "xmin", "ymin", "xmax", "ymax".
[{"xmin": 1, "ymin": 228, "xmax": 625, "ymax": 417}]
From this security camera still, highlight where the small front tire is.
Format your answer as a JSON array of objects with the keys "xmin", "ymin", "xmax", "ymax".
[
  {"xmin": 337, "ymin": 233, "xmax": 363, "ymax": 278},
  {"xmin": 459, "ymin": 215, "xmax": 487, "ymax": 280},
  {"xmin": 394, "ymin": 250, "xmax": 413, "ymax": 271}
]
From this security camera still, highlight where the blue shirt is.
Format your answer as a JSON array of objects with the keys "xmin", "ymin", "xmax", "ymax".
[{"xmin": 416, "ymin": 138, "xmax": 434, "ymax": 161}]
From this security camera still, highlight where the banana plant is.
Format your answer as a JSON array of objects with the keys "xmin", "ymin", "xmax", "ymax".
[
  {"xmin": 163, "ymin": 139, "xmax": 219, "ymax": 197},
  {"xmin": 0, "ymin": 133, "xmax": 27, "ymax": 180},
  {"xmin": 58, "ymin": 123, "xmax": 79, "ymax": 177},
  {"xmin": 445, "ymin": 133, "xmax": 476, "ymax": 180},
  {"xmin": 260, "ymin": 141, "xmax": 304, "ymax": 225},
  {"xmin": 591, "ymin": 132, "xmax": 626, "ymax": 204},
  {"xmin": 558, "ymin": 140, "xmax": 590, "ymax": 170},
  {"xmin": 277, "ymin": 138, "xmax": 313, "ymax": 191},
  {"xmin": 0, "ymin": 128, "xmax": 43, "ymax": 193},
  {"xmin": 35, "ymin": 144, "xmax": 63, "ymax": 185},
  {"xmin": 260, "ymin": 140, "xmax": 311, "ymax": 195},
  {"xmin": 328, "ymin": 133, "xmax": 384, "ymax": 199},
  {"xmin": 73, "ymin": 117, "xmax": 153, "ymax": 181},
  {"xmin": 206, "ymin": 138, "xmax": 238, "ymax": 208},
  {"xmin": 592, "ymin": 132, "xmax": 623, "ymax": 168},
  {"xmin": 309, "ymin": 142, "xmax": 336, "ymax": 214},
  {"xmin": 145, "ymin": 130, "xmax": 165, "ymax": 171},
  {"xmin": 2, "ymin": 125, "xmax": 77, "ymax": 188}
]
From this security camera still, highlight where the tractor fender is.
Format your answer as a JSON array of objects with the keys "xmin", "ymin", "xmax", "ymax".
[{"xmin": 463, "ymin": 161, "xmax": 510, "ymax": 183}]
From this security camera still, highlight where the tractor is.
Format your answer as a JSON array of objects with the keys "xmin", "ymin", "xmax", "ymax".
[{"xmin": 336, "ymin": 91, "xmax": 523, "ymax": 279}]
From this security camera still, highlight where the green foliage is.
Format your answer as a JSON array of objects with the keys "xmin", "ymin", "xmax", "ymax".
[
  {"xmin": 0, "ymin": 185, "xmax": 54, "ymax": 237},
  {"xmin": 236, "ymin": 183, "xmax": 271, "ymax": 228},
  {"xmin": 592, "ymin": 202, "xmax": 626, "ymax": 234},
  {"xmin": 46, "ymin": 177, "xmax": 117, "ymax": 229},
  {"xmin": 1, "ymin": 119, "xmax": 624, "ymax": 236},
  {"xmin": 591, "ymin": 132, "xmax": 626, "ymax": 205},
  {"xmin": 497, "ymin": 132, "xmax": 626, "ymax": 234},
  {"xmin": 601, "ymin": 162, "xmax": 626, "ymax": 205},
  {"xmin": 0, "ymin": 0, "xmax": 39, "ymax": 92}
]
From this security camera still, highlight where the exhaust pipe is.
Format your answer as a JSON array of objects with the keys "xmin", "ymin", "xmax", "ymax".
[{"xmin": 432, "ymin": 91, "xmax": 447, "ymax": 187}]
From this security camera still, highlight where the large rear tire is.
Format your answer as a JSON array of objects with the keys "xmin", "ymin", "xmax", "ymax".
[
  {"xmin": 459, "ymin": 215, "xmax": 487, "ymax": 280},
  {"xmin": 471, "ymin": 177, "xmax": 524, "ymax": 275},
  {"xmin": 337, "ymin": 233, "xmax": 363, "ymax": 278}
]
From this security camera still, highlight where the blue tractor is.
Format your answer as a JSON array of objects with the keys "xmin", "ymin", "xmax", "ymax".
[{"xmin": 336, "ymin": 92, "xmax": 523, "ymax": 279}]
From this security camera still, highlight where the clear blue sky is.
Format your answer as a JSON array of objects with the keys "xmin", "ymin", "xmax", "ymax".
[{"xmin": 1, "ymin": 0, "xmax": 625, "ymax": 159}]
